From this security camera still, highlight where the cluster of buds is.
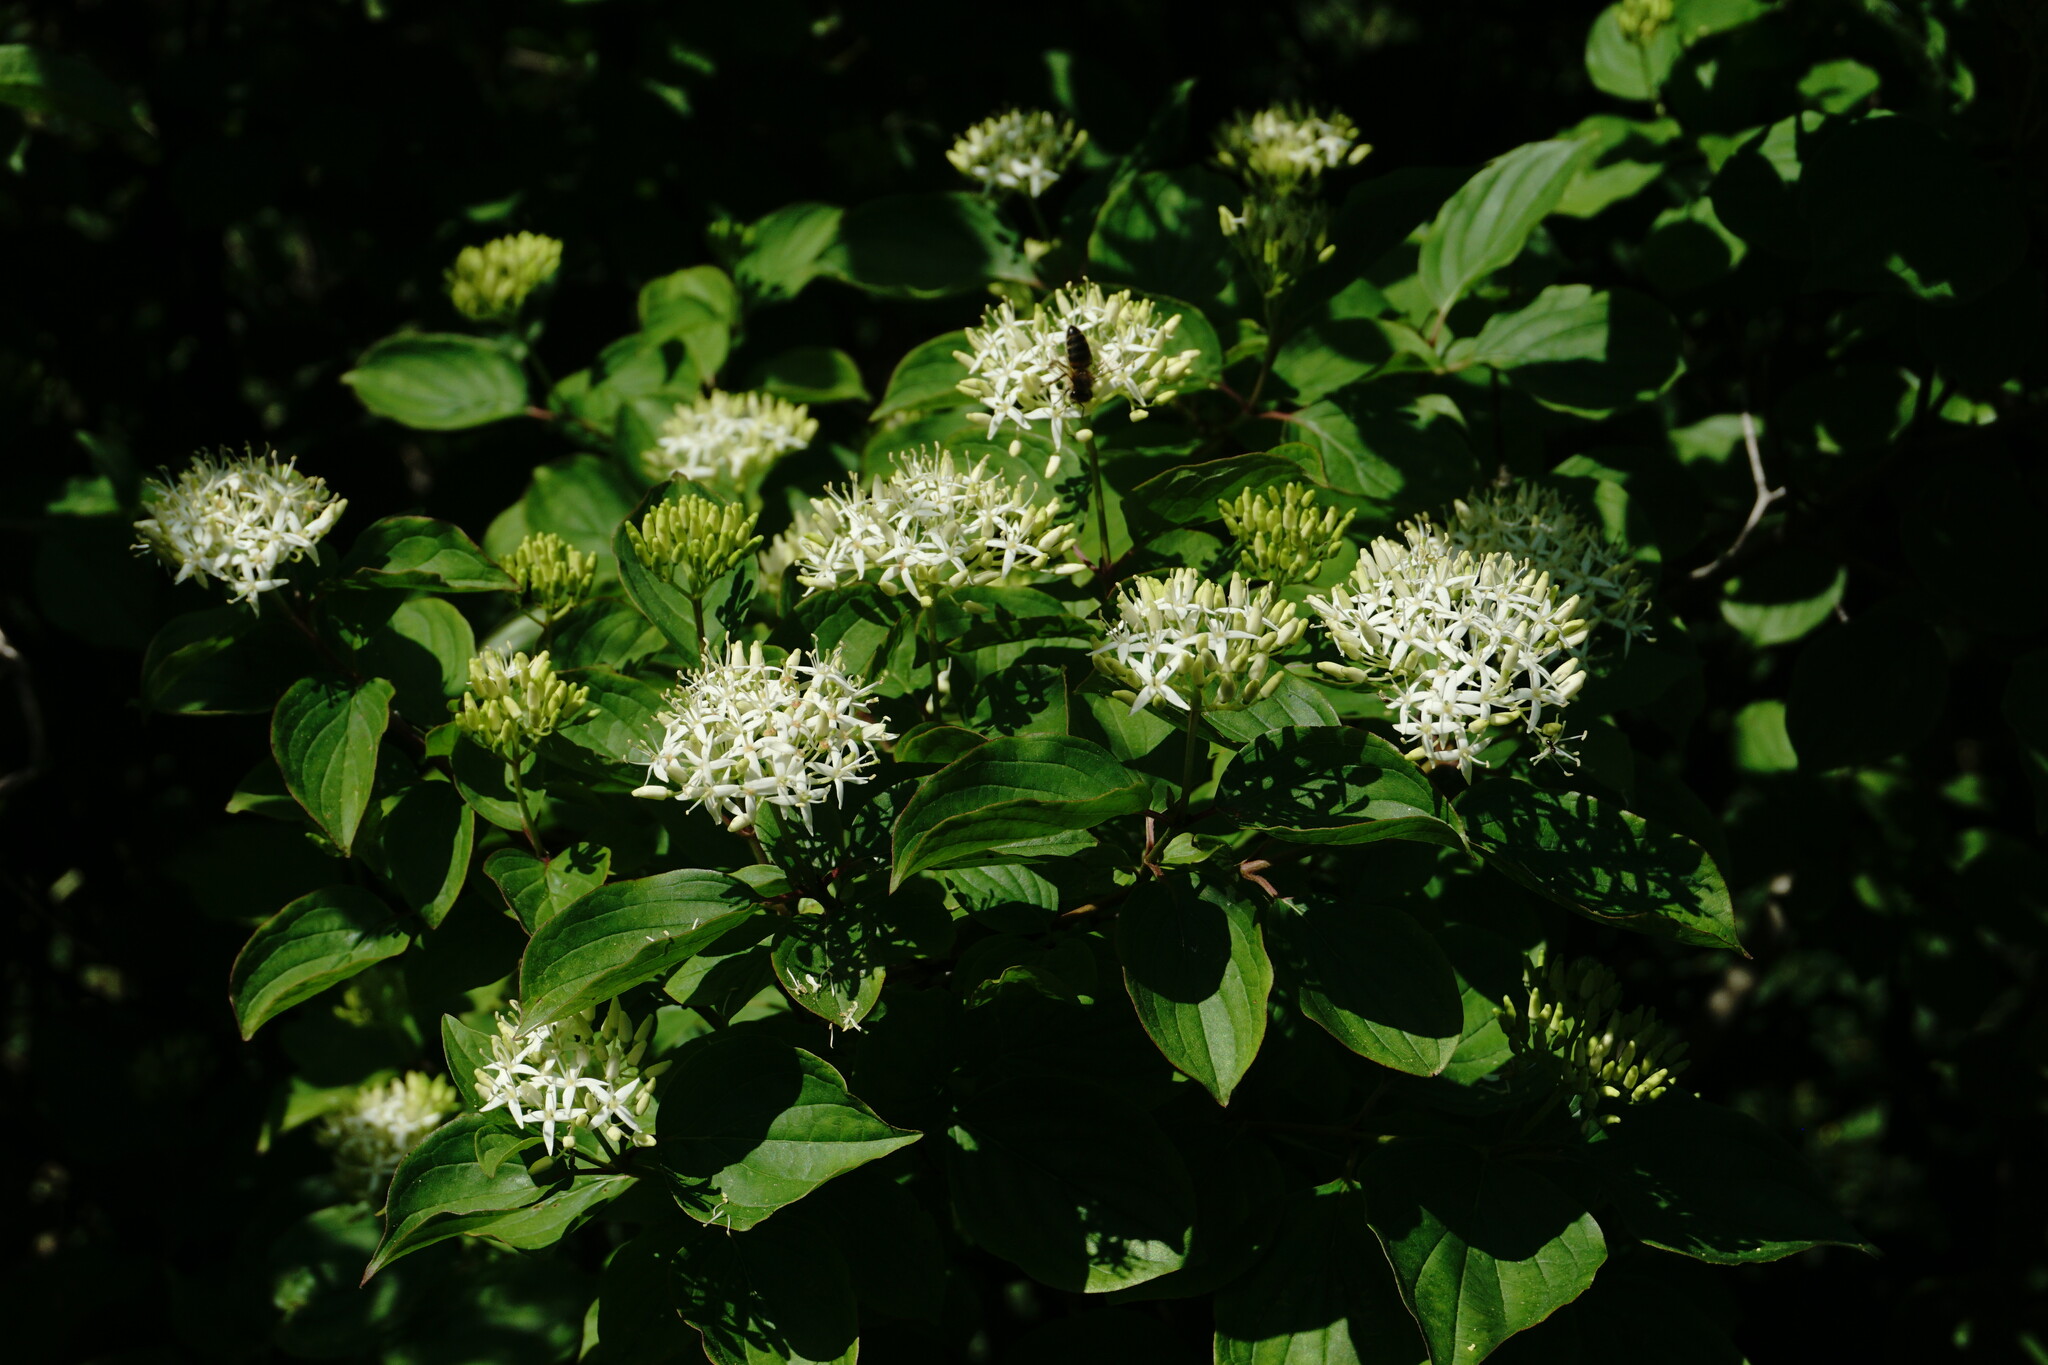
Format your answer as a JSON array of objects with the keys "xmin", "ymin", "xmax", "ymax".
[
  {"xmin": 1214, "ymin": 103, "xmax": 1372, "ymax": 195},
  {"xmin": 947, "ymin": 108, "xmax": 1088, "ymax": 199},
  {"xmin": 502, "ymin": 531, "xmax": 596, "ymax": 620},
  {"xmin": 133, "ymin": 447, "xmax": 346, "ymax": 608},
  {"xmin": 1499, "ymin": 955, "xmax": 1690, "ymax": 1134},
  {"xmin": 1219, "ymin": 483, "xmax": 1355, "ymax": 585},
  {"xmin": 1219, "ymin": 196, "xmax": 1337, "ymax": 299},
  {"xmin": 631, "ymin": 642, "xmax": 894, "ymax": 832},
  {"xmin": 446, "ymin": 232, "xmax": 563, "ymax": 322},
  {"xmin": 475, "ymin": 1000, "xmax": 667, "ymax": 1157},
  {"xmin": 640, "ymin": 390, "xmax": 818, "ymax": 488},
  {"xmin": 1093, "ymin": 569, "xmax": 1306, "ymax": 716},
  {"xmin": 1617, "ymin": 0, "xmax": 1676, "ymax": 43},
  {"xmin": 455, "ymin": 649, "xmax": 589, "ymax": 760},
  {"xmin": 957, "ymin": 280, "xmax": 1203, "ymax": 452},
  {"xmin": 623, "ymin": 495, "xmax": 762, "ymax": 598},
  {"xmin": 789, "ymin": 448, "xmax": 1083, "ymax": 606},
  {"xmin": 1308, "ymin": 518, "xmax": 1591, "ymax": 772},
  {"xmin": 1446, "ymin": 484, "xmax": 1652, "ymax": 647},
  {"xmin": 317, "ymin": 1071, "xmax": 457, "ymax": 1203}
]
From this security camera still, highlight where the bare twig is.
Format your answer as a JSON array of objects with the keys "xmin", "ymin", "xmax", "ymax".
[
  {"xmin": 0, "ymin": 626, "xmax": 48, "ymax": 798},
  {"xmin": 1690, "ymin": 411, "xmax": 1785, "ymax": 580}
]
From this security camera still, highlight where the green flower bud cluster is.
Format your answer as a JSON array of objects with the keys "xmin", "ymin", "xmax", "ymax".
[
  {"xmin": 624, "ymin": 496, "xmax": 762, "ymax": 598},
  {"xmin": 446, "ymin": 231, "xmax": 563, "ymax": 322},
  {"xmin": 1617, "ymin": 0, "xmax": 1675, "ymax": 43},
  {"xmin": 1218, "ymin": 197, "xmax": 1337, "ymax": 300},
  {"xmin": 1499, "ymin": 955, "xmax": 1690, "ymax": 1134},
  {"xmin": 1447, "ymin": 483, "xmax": 1653, "ymax": 648},
  {"xmin": 1219, "ymin": 484, "xmax": 1356, "ymax": 585},
  {"xmin": 455, "ymin": 649, "xmax": 588, "ymax": 760},
  {"xmin": 502, "ymin": 531, "xmax": 595, "ymax": 620}
]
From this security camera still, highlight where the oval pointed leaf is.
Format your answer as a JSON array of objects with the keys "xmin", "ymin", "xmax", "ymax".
[
  {"xmin": 1460, "ymin": 781, "xmax": 1743, "ymax": 953},
  {"xmin": 1220, "ymin": 726, "xmax": 1463, "ymax": 848},
  {"xmin": 1119, "ymin": 876, "xmax": 1272, "ymax": 1105},
  {"xmin": 363, "ymin": 779, "xmax": 473, "ymax": 928},
  {"xmin": 1364, "ymin": 1143, "xmax": 1606, "ymax": 1364},
  {"xmin": 1420, "ymin": 140, "xmax": 1589, "ymax": 314},
  {"xmin": 517, "ymin": 870, "xmax": 759, "ymax": 1031},
  {"xmin": 484, "ymin": 842, "xmax": 611, "ymax": 934},
  {"xmin": 656, "ymin": 1033, "xmax": 919, "ymax": 1230},
  {"xmin": 271, "ymin": 675, "xmax": 392, "ymax": 855},
  {"xmin": 229, "ymin": 886, "xmax": 409, "ymax": 1039},
  {"xmin": 337, "ymin": 516, "xmax": 514, "ymax": 592},
  {"xmin": 343, "ymin": 333, "xmax": 529, "ymax": 431},
  {"xmin": 365, "ymin": 1114, "xmax": 545, "ymax": 1280},
  {"xmin": 890, "ymin": 735, "xmax": 1148, "ymax": 888},
  {"xmin": 870, "ymin": 329, "xmax": 970, "ymax": 421},
  {"xmin": 1269, "ymin": 897, "xmax": 1464, "ymax": 1077}
]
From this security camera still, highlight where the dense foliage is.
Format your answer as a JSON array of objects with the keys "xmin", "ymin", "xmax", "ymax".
[{"xmin": 6, "ymin": 2, "xmax": 2046, "ymax": 1362}]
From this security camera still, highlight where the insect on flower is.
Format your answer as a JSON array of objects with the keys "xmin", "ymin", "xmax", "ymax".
[{"xmin": 1063, "ymin": 325, "xmax": 1095, "ymax": 408}]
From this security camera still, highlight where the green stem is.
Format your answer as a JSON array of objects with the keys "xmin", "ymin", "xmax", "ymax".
[
  {"xmin": 1245, "ymin": 295, "xmax": 1279, "ymax": 412},
  {"xmin": 508, "ymin": 748, "xmax": 548, "ymax": 860},
  {"xmin": 923, "ymin": 604, "xmax": 946, "ymax": 718},
  {"xmin": 689, "ymin": 594, "xmax": 708, "ymax": 661},
  {"xmin": 1084, "ymin": 432, "xmax": 1112, "ymax": 568},
  {"xmin": 1178, "ymin": 693, "xmax": 1205, "ymax": 809}
]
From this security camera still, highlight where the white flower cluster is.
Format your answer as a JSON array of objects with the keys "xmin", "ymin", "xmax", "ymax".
[
  {"xmin": 946, "ymin": 108, "xmax": 1087, "ymax": 199},
  {"xmin": 1446, "ymin": 484, "xmax": 1652, "ymax": 646},
  {"xmin": 133, "ymin": 448, "xmax": 346, "ymax": 607},
  {"xmin": 789, "ymin": 448, "xmax": 1084, "ymax": 606},
  {"xmin": 641, "ymin": 390, "xmax": 818, "ymax": 486},
  {"xmin": 1215, "ymin": 103, "xmax": 1371, "ymax": 192},
  {"xmin": 1093, "ymin": 569, "xmax": 1306, "ymax": 715},
  {"xmin": 957, "ymin": 281, "xmax": 1203, "ymax": 451},
  {"xmin": 317, "ymin": 1071, "xmax": 457, "ymax": 1202},
  {"xmin": 475, "ymin": 1000, "xmax": 667, "ymax": 1156},
  {"xmin": 631, "ymin": 641, "xmax": 895, "ymax": 832},
  {"xmin": 1308, "ymin": 518, "xmax": 1591, "ymax": 772}
]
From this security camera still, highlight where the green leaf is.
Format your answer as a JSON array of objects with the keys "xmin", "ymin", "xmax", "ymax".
[
  {"xmin": 748, "ymin": 345, "xmax": 868, "ymax": 405},
  {"xmin": 1213, "ymin": 1181, "xmax": 1426, "ymax": 1365},
  {"xmin": 485, "ymin": 843, "xmax": 611, "ymax": 934},
  {"xmin": 523, "ymin": 454, "xmax": 639, "ymax": 565},
  {"xmin": 466, "ymin": 1173, "xmax": 633, "ymax": 1252},
  {"xmin": 0, "ymin": 44, "xmax": 144, "ymax": 132},
  {"xmin": 1583, "ymin": 6, "xmax": 1679, "ymax": 101},
  {"xmin": 338, "ymin": 594, "xmax": 474, "ymax": 724},
  {"xmin": 271, "ymin": 675, "xmax": 393, "ymax": 855},
  {"xmin": 363, "ymin": 779, "xmax": 473, "ymax": 929},
  {"xmin": 639, "ymin": 264, "xmax": 737, "ymax": 379},
  {"xmin": 1288, "ymin": 389, "xmax": 1477, "ymax": 519},
  {"xmin": 1718, "ymin": 549, "xmax": 1847, "ymax": 649},
  {"xmin": 1220, "ymin": 726, "xmax": 1463, "ymax": 848},
  {"xmin": 661, "ymin": 1215, "xmax": 862, "ymax": 1365},
  {"xmin": 946, "ymin": 1075, "xmax": 1194, "ymax": 1293},
  {"xmin": 790, "ymin": 581, "xmax": 914, "ymax": 686},
  {"xmin": 517, "ymin": 870, "xmax": 760, "ymax": 1031},
  {"xmin": 1089, "ymin": 167, "xmax": 1240, "ymax": 320},
  {"xmin": 870, "ymin": 330, "xmax": 970, "ymax": 421},
  {"xmin": 1125, "ymin": 450, "xmax": 1319, "ymax": 529},
  {"xmin": 553, "ymin": 667, "xmax": 667, "ymax": 768},
  {"xmin": 663, "ymin": 911, "xmax": 779, "ymax": 1016},
  {"xmin": 1460, "ymin": 782, "xmax": 1744, "ymax": 954},
  {"xmin": 1364, "ymin": 1143, "xmax": 1607, "ymax": 1364},
  {"xmin": 656, "ymin": 1032, "xmax": 919, "ymax": 1231},
  {"xmin": 337, "ymin": 517, "xmax": 514, "ymax": 592},
  {"xmin": 1594, "ymin": 1094, "xmax": 1875, "ymax": 1264},
  {"xmin": 343, "ymin": 333, "xmax": 530, "ymax": 431},
  {"xmin": 1270, "ymin": 897, "xmax": 1464, "ymax": 1077},
  {"xmin": 442, "ymin": 1013, "xmax": 497, "ymax": 1110},
  {"xmin": 1419, "ymin": 140, "xmax": 1588, "ymax": 316},
  {"xmin": 771, "ymin": 920, "xmax": 885, "ymax": 1031},
  {"xmin": 142, "ymin": 607, "xmax": 307, "ymax": 715},
  {"xmin": 365, "ymin": 1114, "xmax": 545, "ymax": 1280},
  {"xmin": 229, "ymin": 886, "xmax": 410, "ymax": 1039},
  {"xmin": 890, "ymin": 734, "xmax": 1149, "ymax": 888},
  {"xmin": 612, "ymin": 505, "xmax": 704, "ymax": 662},
  {"xmin": 1117, "ymin": 875, "xmax": 1272, "ymax": 1104},
  {"xmin": 823, "ymin": 192, "xmax": 1029, "ymax": 298},
  {"xmin": 732, "ymin": 201, "xmax": 845, "ymax": 307},
  {"xmin": 1451, "ymin": 286, "xmax": 1681, "ymax": 417}
]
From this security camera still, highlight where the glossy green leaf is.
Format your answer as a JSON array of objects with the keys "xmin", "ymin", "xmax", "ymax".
[
  {"xmin": 870, "ymin": 329, "xmax": 969, "ymax": 421},
  {"xmin": 343, "ymin": 333, "xmax": 529, "ymax": 430},
  {"xmin": 1583, "ymin": 6, "xmax": 1679, "ymax": 101},
  {"xmin": 142, "ymin": 607, "xmax": 306, "ymax": 715},
  {"xmin": 1419, "ymin": 140, "xmax": 1588, "ymax": 316},
  {"xmin": 611, "ymin": 506, "xmax": 704, "ymax": 662},
  {"xmin": 484, "ymin": 843, "xmax": 611, "ymax": 934},
  {"xmin": 1269, "ymin": 897, "xmax": 1464, "ymax": 1077},
  {"xmin": 365, "ymin": 1114, "xmax": 545, "ymax": 1280},
  {"xmin": 1088, "ymin": 167, "xmax": 1239, "ymax": 320},
  {"xmin": 229, "ymin": 886, "xmax": 409, "ymax": 1039},
  {"xmin": 1118, "ymin": 875, "xmax": 1272, "ymax": 1104},
  {"xmin": 732, "ymin": 201, "xmax": 845, "ymax": 307},
  {"xmin": 1451, "ymin": 285, "xmax": 1681, "ymax": 416},
  {"xmin": 647, "ymin": 1214, "xmax": 862, "ymax": 1365},
  {"xmin": 1594, "ymin": 1094, "xmax": 1875, "ymax": 1264},
  {"xmin": 522, "ymin": 454, "xmax": 638, "ymax": 565},
  {"xmin": 340, "ymin": 594, "xmax": 474, "ymax": 724},
  {"xmin": 363, "ymin": 779, "xmax": 473, "ymax": 928},
  {"xmin": 271, "ymin": 675, "xmax": 393, "ymax": 855},
  {"xmin": 824, "ymin": 192, "xmax": 1029, "ymax": 298},
  {"xmin": 553, "ymin": 666, "xmax": 667, "ymax": 767},
  {"xmin": 656, "ymin": 1032, "xmax": 919, "ymax": 1231},
  {"xmin": 749, "ymin": 345, "xmax": 867, "ymax": 405},
  {"xmin": 517, "ymin": 870, "xmax": 759, "ymax": 1030},
  {"xmin": 1460, "ymin": 782, "xmax": 1743, "ymax": 954},
  {"xmin": 947, "ymin": 1075, "xmax": 1194, "ymax": 1293},
  {"xmin": 466, "ymin": 1174, "xmax": 633, "ymax": 1252},
  {"xmin": 890, "ymin": 734, "xmax": 1149, "ymax": 888},
  {"xmin": 1125, "ymin": 450, "xmax": 1319, "ymax": 529},
  {"xmin": 337, "ymin": 516, "xmax": 514, "ymax": 592},
  {"xmin": 1365, "ymin": 1143, "xmax": 1607, "ymax": 1364},
  {"xmin": 639, "ymin": 264, "xmax": 737, "ymax": 379},
  {"xmin": 1219, "ymin": 726, "xmax": 1462, "ymax": 848}
]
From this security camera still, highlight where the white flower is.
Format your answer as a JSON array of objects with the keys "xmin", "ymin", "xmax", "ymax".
[
  {"xmin": 631, "ymin": 641, "xmax": 895, "ymax": 832},
  {"xmin": 475, "ymin": 1000, "xmax": 668, "ymax": 1156},
  {"xmin": 946, "ymin": 109, "xmax": 1087, "ymax": 198},
  {"xmin": 1092, "ymin": 568, "xmax": 1305, "ymax": 715},
  {"xmin": 1446, "ymin": 484, "xmax": 1652, "ymax": 646},
  {"xmin": 1308, "ymin": 518, "xmax": 1592, "ymax": 772},
  {"xmin": 1215, "ymin": 103, "xmax": 1371, "ymax": 192},
  {"xmin": 640, "ymin": 390, "xmax": 819, "ymax": 486},
  {"xmin": 317, "ymin": 1071, "xmax": 457, "ymax": 1202},
  {"xmin": 133, "ymin": 448, "xmax": 346, "ymax": 607},
  {"xmin": 789, "ymin": 447, "xmax": 1084, "ymax": 606},
  {"xmin": 956, "ymin": 281, "xmax": 1203, "ymax": 452}
]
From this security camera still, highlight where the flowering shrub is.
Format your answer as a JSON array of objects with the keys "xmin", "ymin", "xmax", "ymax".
[{"xmin": 18, "ymin": 4, "xmax": 2042, "ymax": 1362}]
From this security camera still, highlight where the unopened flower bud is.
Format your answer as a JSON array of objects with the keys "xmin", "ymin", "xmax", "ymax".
[
  {"xmin": 503, "ymin": 531, "xmax": 596, "ymax": 620},
  {"xmin": 447, "ymin": 232, "xmax": 562, "ymax": 322},
  {"xmin": 455, "ymin": 649, "xmax": 588, "ymax": 759},
  {"xmin": 625, "ymin": 496, "xmax": 762, "ymax": 597}
]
